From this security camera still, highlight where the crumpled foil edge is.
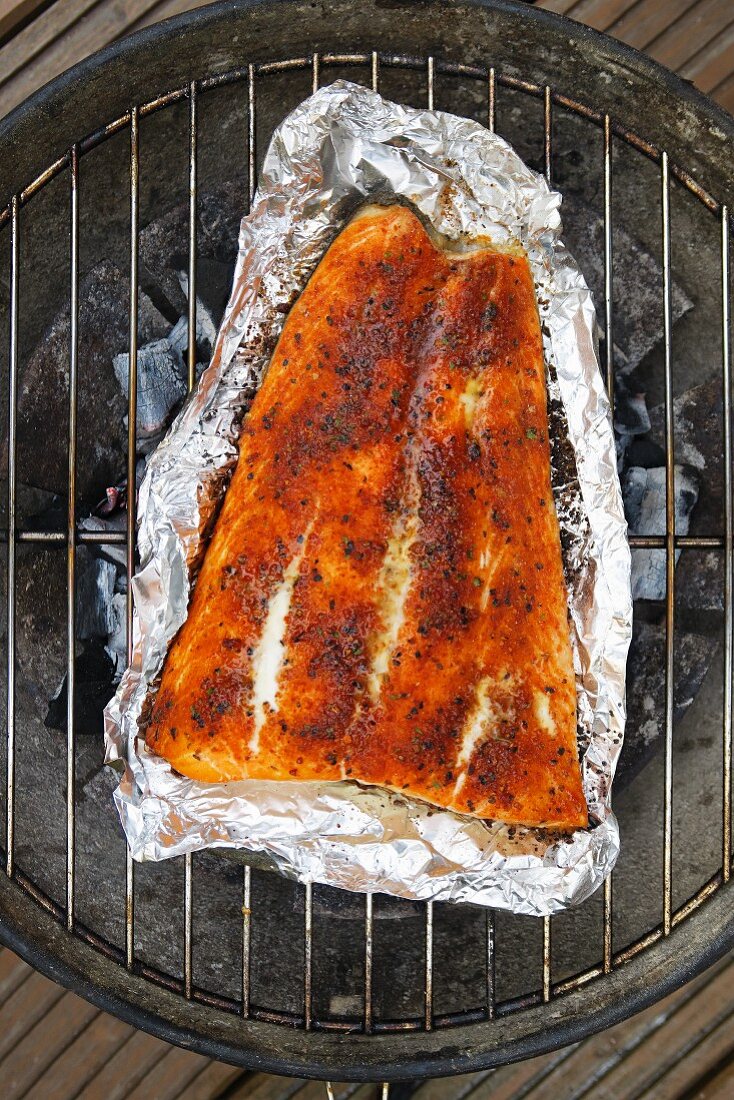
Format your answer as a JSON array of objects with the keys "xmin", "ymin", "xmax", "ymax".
[{"xmin": 104, "ymin": 81, "xmax": 632, "ymax": 916}]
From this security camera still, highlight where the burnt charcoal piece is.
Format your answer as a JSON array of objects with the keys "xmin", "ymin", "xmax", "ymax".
[
  {"xmin": 614, "ymin": 377, "xmax": 651, "ymax": 471},
  {"xmin": 647, "ymin": 377, "xmax": 724, "ymax": 535},
  {"xmin": 623, "ymin": 465, "xmax": 699, "ymax": 600},
  {"xmin": 45, "ymin": 640, "xmax": 116, "ymax": 737},
  {"xmin": 8, "ymin": 260, "xmax": 168, "ymax": 508},
  {"xmin": 625, "ymin": 438, "xmax": 666, "ymax": 469},
  {"xmin": 78, "ymin": 513, "xmax": 128, "ymax": 571},
  {"xmin": 620, "ymin": 619, "xmax": 719, "ymax": 784},
  {"xmin": 105, "ymin": 592, "xmax": 127, "ymax": 676},
  {"xmin": 0, "ymin": 483, "xmax": 63, "ymax": 531},
  {"xmin": 561, "ymin": 193, "xmax": 692, "ymax": 376},
  {"xmin": 113, "ymin": 338, "xmax": 186, "ymax": 438},
  {"xmin": 75, "ymin": 547, "xmax": 117, "ymax": 640},
  {"xmin": 646, "ymin": 377, "xmax": 725, "ymax": 610},
  {"xmin": 176, "ymin": 260, "xmax": 231, "ymax": 345},
  {"xmin": 138, "ymin": 181, "xmax": 241, "ymax": 318}
]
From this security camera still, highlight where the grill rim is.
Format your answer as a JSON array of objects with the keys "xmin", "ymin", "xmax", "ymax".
[{"xmin": 1, "ymin": 0, "xmax": 734, "ymax": 1080}]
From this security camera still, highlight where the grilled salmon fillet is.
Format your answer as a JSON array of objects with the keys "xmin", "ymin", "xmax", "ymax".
[{"xmin": 146, "ymin": 204, "xmax": 586, "ymax": 830}]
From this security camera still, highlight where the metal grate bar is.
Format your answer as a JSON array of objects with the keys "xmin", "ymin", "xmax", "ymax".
[
  {"xmin": 723, "ymin": 205, "xmax": 732, "ymax": 883},
  {"xmin": 427, "ymin": 56, "xmax": 435, "ymax": 111},
  {"xmin": 248, "ymin": 65, "xmax": 256, "ymax": 206},
  {"xmin": 312, "ymin": 53, "xmax": 320, "ymax": 95},
  {"xmin": 182, "ymin": 82, "xmax": 199, "ymax": 1002},
  {"xmin": 125, "ymin": 105, "xmax": 140, "ymax": 971},
  {"xmin": 544, "ymin": 86, "xmax": 552, "ymax": 184},
  {"xmin": 1, "ymin": 530, "xmax": 724, "ymax": 550},
  {"xmin": 603, "ymin": 111, "xmax": 614, "ymax": 973},
  {"xmin": 604, "ymin": 114, "xmax": 615, "ymax": 417},
  {"xmin": 662, "ymin": 152, "xmax": 675, "ymax": 937},
  {"xmin": 424, "ymin": 900, "xmax": 434, "ymax": 1031},
  {"xmin": 542, "ymin": 90, "xmax": 554, "ymax": 1003},
  {"xmin": 14, "ymin": 530, "xmax": 128, "ymax": 545},
  {"xmin": 488, "ymin": 67, "xmax": 496, "ymax": 133},
  {"xmin": 5, "ymin": 195, "xmax": 19, "ymax": 879},
  {"xmin": 542, "ymin": 916, "xmax": 552, "ymax": 1003},
  {"xmin": 364, "ymin": 891, "xmax": 373, "ymax": 1032},
  {"xmin": 486, "ymin": 910, "xmax": 496, "ymax": 1019},
  {"xmin": 371, "ymin": 51, "xmax": 379, "ymax": 93},
  {"xmin": 187, "ymin": 81, "xmax": 198, "ymax": 393},
  {"xmin": 184, "ymin": 851, "xmax": 193, "ymax": 998},
  {"xmin": 242, "ymin": 865, "xmax": 252, "ymax": 1017},
  {"xmin": 0, "ymin": 520, "xmax": 724, "ymax": 547},
  {"xmin": 304, "ymin": 880, "xmax": 313, "ymax": 1030},
  {"xmin": 66, "ymin": 144, "xmax": 80, "ymax": 932}
]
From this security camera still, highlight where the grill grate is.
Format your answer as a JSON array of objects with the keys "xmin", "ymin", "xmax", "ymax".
[{"xmin": 1, "ymin": 45, "xmax": 732, "ymax": 1061}]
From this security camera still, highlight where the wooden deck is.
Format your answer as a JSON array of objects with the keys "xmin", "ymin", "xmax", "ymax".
[
  {"xmin": 0, "ymin": 1, "xmax": 733, "ymax": 1098},
  {"xmin": 2, "ymin": 943, "xmax": 733, "ymax": 1098},
  {"xmin": 0, "ymin": 0, "xmax": 732, "ymax": 121}
]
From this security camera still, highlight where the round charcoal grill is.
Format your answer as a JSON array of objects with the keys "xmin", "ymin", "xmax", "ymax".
[{"xmin": 0, "ymin": 0, "xmax": 732, "ymax": 1085}]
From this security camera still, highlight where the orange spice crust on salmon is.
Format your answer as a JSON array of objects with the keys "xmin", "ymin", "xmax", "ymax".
[{"xmin": 145, "ymin": 204, "xmax": 587, "ymax": 831}]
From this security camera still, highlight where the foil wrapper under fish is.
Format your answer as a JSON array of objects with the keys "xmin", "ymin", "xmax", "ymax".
[{"xmin": 104, "ymin": 81, "xmax": 632, "ymax": 916}]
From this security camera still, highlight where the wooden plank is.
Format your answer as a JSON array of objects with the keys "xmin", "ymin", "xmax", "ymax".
[
  {"xmin": 0, "ymin": 969, "xmax": 65, "ymax": 1060},
  {"xmin": 511, "ymin": 956, "xmax": 733, "ymax": 1100},
  {"xmin": 643, "ymin": 0, "xmax": 734, "ymax": 73},
  {"xmin": 126, "ymin": 0, "xmax": 228, "ymax": 35},
  {"xmin": 75, "ymin": 1028, "xmax": 175, "ymax": 1100},
  {"xmin": 641, "ymin": 1011, "xmax": 734, "ymax": 1098},
  {"xmin": 290, "ymin": 1084, "xmax": 360, "ymax": 1100},
  {"xmin": 692, "ymin": 1053, "xmax": 734, "ymax": 1099},
  {"xmin": 175, "ymin": 1060, "xmax": 253, "ymax": 1100},
  {"xmin": 447, "ymin": 1046, "xmax": 578, "ymax": 1100},
  {"xmin": 23, "ymin": 1010, "xmax": 134, "ymax": 1100},
  {"xmin": 711, "ymin": 69, "xmax": 734, "ymax": 116},
  {"xmin": 413, "ymin": 1070, "xmax": 491, "ymax": 1098},
  {"xmin": 0, "ymin": 947, "xmax": 31, "ymax": 1006},
  {"xmin": 317, "ymin": 1086, "xmax": 365, "ymax": 1100},
  {"xmin": 552, "ymin": 0, "xmax": 640, "ymax": 33},
  {"xmin": 0, "ymin": 0, "xmax": 54, "ymax": 44},
  {"xmin": 221, "ymin": 1073, "xmax": 310, "ymax": 1099},
  {"xmin": 592, "ymin": 961, "xmax": 734, "ymax": 1100},
  {"xmin": 536, "ymin": 0, "xmax": 583, "ymax": 14},
  {"xmin": 0, "ymin": 989, "xmax": 97, "ymax": 1095},
  {"xmin": 606, "ymin": 0, "xmax": 698, "ymax": 52},
  {"xmin": 0, "ymin": 0, "xmax": 162, "ymax": 121},
  {"xmin": 124, "ymin": 1044, "xmax": 215, "ymax": 1100},
  {"xmin": 681, "ymin": 22, "xmax": 734, "ymax": 93},
  {"xmin": 0, "ymin": 0, "xmax": 100, "ymax": 89}
]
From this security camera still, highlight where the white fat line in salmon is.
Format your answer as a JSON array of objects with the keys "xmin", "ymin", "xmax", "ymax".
[
  {"xmin": 367, "ymin": 461, "xmax": 421, "ymax": 703},
  {"xmin": 249, "ymin": 516, "xmax": 316, "ymax": 754},
  {"xmin": 452, "ymin": 673, "xmax": 516, "ymax": 798}
]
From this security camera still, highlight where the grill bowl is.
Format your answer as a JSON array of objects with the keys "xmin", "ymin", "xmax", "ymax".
[{"xmin": 0, "ymin": 0, "xmax": 732, "ymax": 1082}]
